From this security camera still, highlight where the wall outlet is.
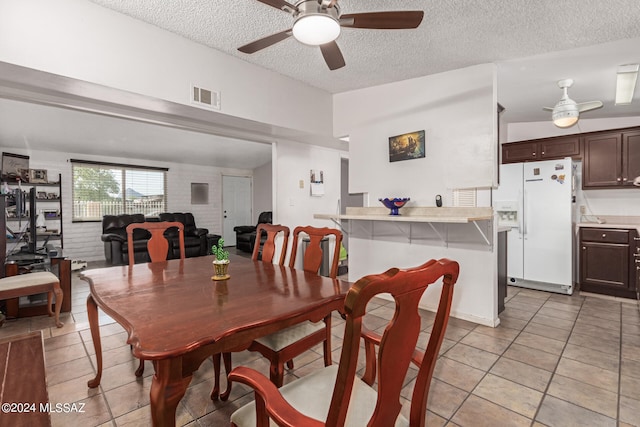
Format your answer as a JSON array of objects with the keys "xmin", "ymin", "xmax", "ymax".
[
  {"xmin": 580, "ymin": 205, "xmax": 586, "ymax": 214},
  {"xmin": 299, "ymin": 180, "xmax": 304, "ymax": 189}
]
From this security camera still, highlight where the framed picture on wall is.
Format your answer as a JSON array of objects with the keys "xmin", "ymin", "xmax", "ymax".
[
  {"xmin": 30, "ymin": 169, "xmax": 48, "ymax": 183},
  {"xmin": 1, "ymin": 152, "xmax": 30, "ymax": 182},
  {"xmin": 388, "ymin": 130, "xmax": 426, "ymax": 162}
]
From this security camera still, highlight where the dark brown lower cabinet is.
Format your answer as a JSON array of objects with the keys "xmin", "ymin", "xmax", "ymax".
[{"xmin": 579, "ymin": 227, "xmax": 637, "ymax": 299}]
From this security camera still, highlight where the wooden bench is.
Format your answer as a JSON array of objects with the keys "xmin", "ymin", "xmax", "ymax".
[
  {"xmin": 0, "ymin": 271, "xmax": 63, "ymax": 328},
  {"xmin": 0, "ymin": 331, "xmax": 51, "ymax": 426}
]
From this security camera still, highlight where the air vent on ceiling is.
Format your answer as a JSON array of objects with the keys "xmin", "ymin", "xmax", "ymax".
[{"xmin": 191, "ymin": 84, "xmax": 220, "ymax": 110}]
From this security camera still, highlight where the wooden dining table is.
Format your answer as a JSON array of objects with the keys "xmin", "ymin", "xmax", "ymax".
[{"xmin": 80, "ymin": 253, "xmax": 351, "ymax": 427}]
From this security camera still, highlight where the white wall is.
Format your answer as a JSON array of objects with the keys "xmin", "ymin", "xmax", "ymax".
[
  {"xmin": 3, "ymin": 147, "xmax": 251, "ymax": 261},
  {"xmin": 273, "ymin": 140, "xmax": 344, "ymax": 267},
  {"xmin": 252, "ymin": 160, "xmax": 273, "ymax": 223},
  {"xmin": 331, "ymin": 63, "xmax": 499, "ymax": 326},
  {"xmin": 335, "ymin": 63, "xmax": 497, "ymax": 203},
  {"xmin": 508, "ymin": 116, "xmax": 640, "ymax": 217},
  {"xmin": 0, "ymin": 0, "xmax": 333, "ymax": 137}
]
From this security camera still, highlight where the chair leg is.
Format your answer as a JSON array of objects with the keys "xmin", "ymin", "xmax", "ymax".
[
  {"xmin": 49, "ymin": 282, "xmax": 64, "ymax": 328},
  {"xmin": 270, "ymin": 360, "xmax": 285, "ymax": 388},
  {"xmin": 135, "ymin": 358, "xmax": 145, "ymax": 377},
  {"xmin": 323, "ymin": 315, "xmax": 332, "ymax": 367},
  {"xmin": 286, "ymin": 360, "xmax": 294, "ymax": 370}
]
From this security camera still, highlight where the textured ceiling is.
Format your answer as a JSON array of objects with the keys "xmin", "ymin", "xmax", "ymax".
[
  {"xmin": 3, "ymin": 0, "xmax": 640, "ymax": 169},
  {"xmin": 86, "ymin": 0, "xmax": 640, "ymax": 94}
]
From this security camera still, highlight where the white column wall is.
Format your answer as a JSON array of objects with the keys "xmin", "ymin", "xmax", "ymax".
[
  {"xmin": 331, "ymin": 63, "xmax": 499, "ymax": 326},
  {"xmin": 273, "ymin": 139, "xmax": 344, "ymax": 268}
]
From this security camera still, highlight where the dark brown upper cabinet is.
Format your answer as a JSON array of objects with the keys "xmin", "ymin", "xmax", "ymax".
[
  {"xmin": 502, "ymin": 135, "xmax": 580, "ymax": 164},
  {"xmin": 583, "ymin": 130, "xmax": 640, "ymax": 188}
]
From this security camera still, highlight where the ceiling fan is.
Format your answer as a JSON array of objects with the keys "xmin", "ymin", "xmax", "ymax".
[
  {"xmin": 543, "ymin": 79, "xmax": 603, "ymax": 128},
  {"xmin": 238, "ymin": 0, "xmax": 424, "ymax": 70}
]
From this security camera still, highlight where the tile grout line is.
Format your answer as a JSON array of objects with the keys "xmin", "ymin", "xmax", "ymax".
[
  {"xmin": 528, "ymin": 293, "xmax": 585, "ymax": 424},
  {"xmin": 453, "ymin": 288, "xmax": 554, "ymax": 424}
]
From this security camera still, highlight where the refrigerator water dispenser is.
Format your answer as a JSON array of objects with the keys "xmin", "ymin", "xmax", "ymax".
[{"xmin": 494, "ymin": 200, "xmax": 519, "ymax": 227}]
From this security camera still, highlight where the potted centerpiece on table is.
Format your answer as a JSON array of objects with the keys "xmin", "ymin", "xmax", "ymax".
[{"xmin": 211, "ymin": 238, "xmax": 231, "ymax": 281}]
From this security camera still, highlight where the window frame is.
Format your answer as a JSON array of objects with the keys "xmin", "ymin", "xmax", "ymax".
[{"xmin": 71, "ymin": 160, "xmax": 168, "ymax": 222}]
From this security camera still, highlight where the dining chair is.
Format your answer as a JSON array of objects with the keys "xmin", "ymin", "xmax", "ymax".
[
  {"xmin": 249, "ymin": 225, "xmax": 342, "ymax": 388},
  {"xmin": 126, "ymin": 221, "xmax": 185, "ymax": 265},
  {"xmin": 252, "ymin": 223, "xmax": 290, "ymax": 264},
  {"xmin": 125, "ymin": 221, "xmax": 185, "ymax": 376},
  {"xmin": 211, "ymin": 223, "xmax": 290, "ymax": 401},
  {"xmin": 229, "ymin": 258, "xmax": 459, "ymax": 427}
]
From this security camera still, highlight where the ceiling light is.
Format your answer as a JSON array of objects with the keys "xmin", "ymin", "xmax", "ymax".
[
  {"xmin": 552, "ymin": 101, "xmax": 579, "ymax": 128},
  {"xmin": 293, "ymin": 14, "xmax": 340, "ymax": 46},
  {"xmin": 615, "ymin": 64, "xmax": 639, "ymax": 105}
]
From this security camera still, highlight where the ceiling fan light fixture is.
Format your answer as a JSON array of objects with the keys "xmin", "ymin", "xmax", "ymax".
[
  {"xmin": 553, "ymin": 114, "xmax": 579, "ymax": 128},
  {"xmin": 615, "ymin": 63, "xmax": 639, "ymax": 105},
  {"xmin": 552, "ymin": 99, "xmax": 579, "ymax": 128},
  {"xmin": 293, "ymin": 13, "xmax": 340, "ymax": 45}
]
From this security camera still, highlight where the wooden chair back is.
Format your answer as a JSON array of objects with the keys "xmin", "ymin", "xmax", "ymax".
[
  {"xmin": 229, "ymin": 258, "xmax": 459, "ymax": 427},
  {"xmin": 252, "ymin": 224, "xmax": 290, "ymax": 265},
  {"xmin": 126, "ymin": 221, "xmax": 185, "ymax": 264},
  {"xmin": 330, "ymin": 258, "xmax": 459, "ymax": 426},
  {"xmin": 289, "ymin": 226, "xmax": 343, "ymax": 278}
]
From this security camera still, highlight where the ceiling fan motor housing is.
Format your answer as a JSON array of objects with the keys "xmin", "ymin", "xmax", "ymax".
[
  {"xmin": 292, "ymin": 1, "xmax": 341, "ymax": 46},
  {"xmin": 294, "ymin": 0, "xmax": 340, "ymax": 20}
]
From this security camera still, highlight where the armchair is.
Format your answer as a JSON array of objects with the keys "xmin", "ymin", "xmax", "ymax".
[
  {"xmin": 101, "ymin": 214, "xmax": 148, "ymax": 265},
  {"xmin": 234, "ymin": 211, "xmax": 272, "ymax": 253},
  {"xmin": 158, "ymin": 212, "xmax": 209, "ymax": 257}
]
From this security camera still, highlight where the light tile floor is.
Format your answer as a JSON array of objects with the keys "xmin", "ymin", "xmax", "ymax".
[{"xmin": 1, "ymin": 262, "xmax": 639, "ymax": 426}]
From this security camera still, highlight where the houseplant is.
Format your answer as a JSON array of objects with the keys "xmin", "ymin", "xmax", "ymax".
[{"xmin": 211, "ymin": 238, "xmax": 230, "ymax": 280}]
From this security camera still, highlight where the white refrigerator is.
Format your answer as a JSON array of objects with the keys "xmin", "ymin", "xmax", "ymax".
[{"xmin": 493, "ymin": 157, "xmax": 575, "ymax": 294}]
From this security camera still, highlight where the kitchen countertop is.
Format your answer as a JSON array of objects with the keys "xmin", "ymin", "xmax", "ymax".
[
  {"xmin": 314, "ymin": 206, "xmax": 493, "ymax": 223},
  {"xmin": 576, "ymin": 215, "xmax": 640, "ymax": 233}
]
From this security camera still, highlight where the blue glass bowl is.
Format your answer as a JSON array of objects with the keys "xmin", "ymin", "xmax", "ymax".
[{"xmin": 379, "ymin": 197, "xmax": 410, "ymax": 215}]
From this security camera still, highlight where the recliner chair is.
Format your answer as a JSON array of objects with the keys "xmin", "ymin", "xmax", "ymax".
[
  {"xmin": 234, "ymin": 211, "xmax": 272, "ymax": 253},
  {"xmin": 158, "ymin": 212, "xmax": 209, "ymax": 258}
]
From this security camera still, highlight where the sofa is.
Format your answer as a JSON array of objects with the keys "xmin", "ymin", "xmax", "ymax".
[
  {"xmin": 234, "ymin": 211, "xmax": 272, "ymax": 253},
  {"xmin": 101, "ymin": 213, "xmax": 214, "ymax": 265}
]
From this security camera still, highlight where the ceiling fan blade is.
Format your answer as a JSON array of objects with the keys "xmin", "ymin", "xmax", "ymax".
[
  {"xmin": 238, "ymin": 29, "xmax": 292, "ymax": 54},
  {"xmin": 340, "ymin": 11, "xmax": 424, "ymax": 29},
  {"xmin": 542, "ymin": 107, "xmax": 554, "ymax": 112},
  {"xmin": 256, "ymin": 0, "xmax": 298, "ymax": 13},
  {"xmin": 319, "ymin": 41, "xmax": 345, "ymax": 70},
  {"xmin": 577, "ymin": 101, "xmax": 603, "ymax": 112}
]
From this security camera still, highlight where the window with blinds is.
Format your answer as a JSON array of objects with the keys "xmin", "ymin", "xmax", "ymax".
[{"xmin": 71, "ymin": 160, "xmax": 168, "ymax": 221}]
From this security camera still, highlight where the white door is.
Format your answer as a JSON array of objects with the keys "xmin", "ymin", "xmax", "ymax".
[{"xmin": 222, "ymin": 176, "xmax": 252, "ymax": 247}]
